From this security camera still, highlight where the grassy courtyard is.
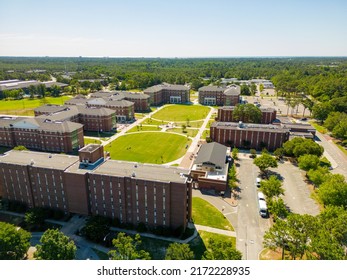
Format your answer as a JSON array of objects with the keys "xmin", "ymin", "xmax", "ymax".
[
  {"xmin": 151, "ymin": 104, "xmax": 210, "ymax": 121},
  {"xmin": 104, "ymin": 132, "xmax": 191, "ymax": 164},
  {"xmin": 126, "ymin": 125, "xmax": 161, "ymax": 133},
  {"xmin": 0, "ymin": 96, "xmax": 71, "ymax": 116},
  {"xmin": 192, "ymin": 197, "xmax": 234, "ymax": 231}
]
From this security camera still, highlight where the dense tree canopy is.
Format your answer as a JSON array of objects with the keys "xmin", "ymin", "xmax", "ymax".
[
  {"xmin": 108, "ymin": 232, "xmax": 151, "ymax": 260},
  {"xmin": 317, "ymin": 174, "xmax": 347, "ymax": 208},
  {"xmin": 0, "ymin": 222, "xmax": 31, "ymax": 260},
  {"xmin": 202, "ymin": 238, "xmax": 242, "ymax": 260},
  {"xmin": 165, "ymin": 243, "xmax": 194, "ymax": 260},
  {"xmin": 232, "ymin": 104, "xmax": 262, "ymax": 123},
  {"xmin": 81, "ymin": 216, "xmax": 110, "ymax": 243},
  {"xmin": 34, "ymin": 229, "xmax": 76, "ymax": 260},
  {"xmin": 260, "ymin": 176, "xmax": 284, "ymax": 199},
  {"xmin": 282, "ymin": 138, "xmax": 324, "ymax": 158},
  {"xmin": 253, "ymin": 152, "xmax": 278, "ymax": 175}
]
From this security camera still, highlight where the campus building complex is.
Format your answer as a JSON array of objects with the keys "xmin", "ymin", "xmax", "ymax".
[
  {"xmin": 190, "ymin": 142, "xmax": 230, "ymax": 192},
  {"xmin": 35, "ymin": 104, "xmax": 116, "ymax": 132},
  {"xmin": 198, "ymin": 85, "xmax": 240, "ymax": 106},
  {"xmin": 0, "ymin": 145, "xmax": 192, "ymax": 230},
  {"xmin": 65, "ymin": 94, "xmax": 135, "ymax": 122},
  {"xmin": 210, "ymin": 121, "xmax": 290, "ymax": 151},
  {"xmin": 0, "ymin": 116, "xmax": 84, "ymax": 153},
  {"xmin": 217, "ymin": 106, "xmax": 277, "ymax": 124},
  {"xmin": 144, "ymin": 83, "xmax": 190, "ymax": 106}
]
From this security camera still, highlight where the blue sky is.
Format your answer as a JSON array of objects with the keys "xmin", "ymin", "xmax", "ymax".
[{"xmin": 0, "ymin": 0, "xmax": 346, "ymax": 57}]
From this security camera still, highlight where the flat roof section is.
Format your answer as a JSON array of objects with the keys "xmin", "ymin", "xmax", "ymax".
[
  {"xmin": 211, "ymin": 121, "xmax": 289, "ymax": 133},
  {"xmin": 92, "ymin": 160, "xmax": 190, "ymax": 183},
  {"xmin": 0, "ymin": 150, "xmax": 79, "ymax": 170}
]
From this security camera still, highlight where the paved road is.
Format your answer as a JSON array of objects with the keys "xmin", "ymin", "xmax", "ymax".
[
  {"xmin": 314, "ymin": 131, "xmax": 347, "ymax": 180},
  {"xmin": 273, "ymin": 162, "xmax": 320, "ymax": 216},
  {"xmin": 236, "ymin": 157, "xmax": 271, "ymax": 260}
]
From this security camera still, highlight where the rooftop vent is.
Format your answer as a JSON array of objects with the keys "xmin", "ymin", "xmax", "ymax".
[
  {"xmin": 238, "ymin": 121, "xmax": 244, "ymax": 128},
  {"xmin": 131, "ymin": 172, "xmax": 136, "ymax": 177},
  {"xmin": 30, "ymin": 159, "xmax": 34, "ymax": 166}
]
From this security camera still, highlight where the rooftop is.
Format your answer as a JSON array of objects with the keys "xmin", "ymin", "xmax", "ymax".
[
  {"xmin": 92, "ymin": 160, "xmax": 190, "ymax": 183},
  {"xmin": 211, "ymin": 121, "xmax": 289, "ymax": 132},
  {"xmin": 195, "ymin": 142, "xmax": 228, "ymax": 168},
  {"xmin": 144, "ymin": 83, "xmax": 189, "ymax": 93},
  {"xmin": 221, "ymin": 106, "xmax": 276, "ymax": 112},
  {"xmin": 0, "ymin": 150, "xmax": 78, "ymax": 170},
  {"xmin": 199, "ymin": 84, "xmax": 240, "ymax": 95},
  {"xmin": 34, "ymin": 104, "xmax": 70, "ymax": 114}
]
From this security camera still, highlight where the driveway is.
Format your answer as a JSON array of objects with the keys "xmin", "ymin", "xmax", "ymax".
[{"xmin": 273, "ymin": 161, "xmax": 320, "ymax": 216}]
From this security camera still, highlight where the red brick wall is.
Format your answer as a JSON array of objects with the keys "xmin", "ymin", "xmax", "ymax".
[{"xmin": 65, "ymin": 172, "xmax": 89, "ymax": 215}]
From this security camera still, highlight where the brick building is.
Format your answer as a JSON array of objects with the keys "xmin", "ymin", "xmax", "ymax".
[
  {"xmin": 0, "ymin": 116, "xmax": 84, "ymax": 153},
  {"xmin": 34, "ymin": 104, "xmax": 116, "ymax": 132},
  {"xmin": 65, "ymin": 95, "xmax": 134, "ymax": 122},
  {"xmin": 210, "ymin": 121, "xmax": 289, "ymax": 151},
  {"xmin": 190, "ymin": 142, "xmax": 230, "ymax": 192},
  {"xmin": 0, "ymin": 145, "xmax": 192, "ymax": 231},
  {"xmin": 198, "ymin": 85, "xmax": 240, "ymax": 106},
  {"xmin": 217, "ymin": 106, "xmax": 277, "ymax": 124},
  {"xmin": 144, "ymin": 83, "xmax": 190, "ymax": 106}
]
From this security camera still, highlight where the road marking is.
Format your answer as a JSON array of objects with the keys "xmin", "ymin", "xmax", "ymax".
[{"xmin": 223, "ymin": 212, "xmax": 233, "ymax": 216}]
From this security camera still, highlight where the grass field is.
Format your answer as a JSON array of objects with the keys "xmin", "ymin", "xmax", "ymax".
[
  {"xmin": 0, "ymin": 96, "xmax": 71, "ymax": 116},
  {"xmin": 151, "ymin": 104, "xmax": 210, "ymax": 121},
  {"xmin": 200, "ymin": 129, "xmax": 210, "ymax": 139},
  {"xmin": 192, "ymin": 197, "xmax": 234, "ymax": 231},
  {"xmin": 309, "ymin": 121, "xmax": 328, "ymax": 134},
  {"xmin": 126, "ymin": 125, "xmax": 161, "ymax": 133},
  {"xmin": 141, "ymin": 118, "xmax": 169, "ymax": 125},
  {"xmin": 84, "ymin": 138, "xmax": 102, "ymax": 145},
  {"xmin": 167, "ymin": 127, "xmax": 199, "ymax": 137},
  {"xmin": 105, "ymin": 132, "xmax": 191, "ymax": 164}
]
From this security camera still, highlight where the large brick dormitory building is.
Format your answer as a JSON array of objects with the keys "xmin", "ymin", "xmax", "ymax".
[
  {"xmin": 144, "ymin": 83, "xmax": 190, "ymax": 106},
  {"xmin": 198, "ymin": 85, "xmax": 240, "ymax": 106},
  {"xmin": 0, "ymin": 145, "xmax": 192, "ymax": 231}
]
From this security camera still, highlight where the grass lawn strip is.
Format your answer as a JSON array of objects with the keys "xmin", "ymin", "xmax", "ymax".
[
  {"xmin": 105, "ymin": 132, "xmax": 191, "ymax": 164},
  {"xmin": 192, "ymin": 197, "xmax": 233, "ymax": 231},
  {"xmin": 151, "ymin": 104, "xmax": 210, "ymax": 122}
]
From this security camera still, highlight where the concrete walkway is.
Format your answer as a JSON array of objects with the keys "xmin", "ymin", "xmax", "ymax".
[{"xmin": 195, "ymin": 225, "xmax": 236, "ymax": 237}]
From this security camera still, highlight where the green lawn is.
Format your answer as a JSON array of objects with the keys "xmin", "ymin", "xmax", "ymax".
[
  {"xmin": 200, "ymin": 129, "xmax": 210, "ymax": 140},
  {"xmin": 105, "ymin": 132, "xmax": 191, "ymax": 164},
  {"xmin": 189, "ymin": 230, "xmax": 236, "ymax": 260},
  {"xmin": 141, "ymin": 118, "xmax": 169, "ymax": 125},
  {"xmin": 126, "ymin": 125, "xmax": 161, "ymax": 133},
  {"xmin": 84, "ymin": 137, "xmax": 102, "ymax": 145},
  {"xmin": 151, "ymin": 104, "xmax": 210, "ymax": 121},
  {"xmin": 309, "ymin": 121, "xmax": 328, "ymax": 134},
  {"xmin": 167, "ymin": 128, "xmax": 199, "ymax": 137},
  {"xmin": 192, "ymin": 197, "xmax": 234, "ymax": 231},
  {"xmin": 206, "ymin": 119, "xmax": 215, "ymax": 128},
  {"xmin": 0, "ymin": 96, "xmax": 71, "ymax": 116}
]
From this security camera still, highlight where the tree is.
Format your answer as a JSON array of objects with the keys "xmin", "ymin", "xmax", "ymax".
[
  {"xmin": 13, "ymin": 145, "xmax": 28, "ymax": 151},
  {"xmin": 232, "ymin": 104, "xmax": 262, "ymax": 123},
  {"xmin": 232, "ymin": 147, "xmax": 239, "ymax": 160},
  {"xmin": 191, "ymin": 79, "xmax": 203, "ymax": 91},
  {"xmin": 317, "ymin": 174, "xmax": 347, "ymax": 208},
  {"xmin": 0, "ymin": 222, "xmax": 31, "ymax": 260},
  {"xmin": 81, "ymin": 216, "xmax": 110, "ymax": 243},
  {"xmin": 181, "ymin": 124, "xmax": 187, "ymax": 133},
  {"xmin": 240, "ymin": 84, "xmax": 251, "ymax": 96},
  {"xmin": 273, "ymin": 147, "xmax": 284, "ymax": 159},
  {"xmin": 312, "ymin": 102, "xmax": 334, "ymax": 122},
  {"xmin": 250, "ymin": 148, "xmax": 257, "ymax": 158},
  {"xmin": 108, "ymin": 232, "xmax": 151, "ymax": 260},
  {"xmin": 297, "ymin": 154, "xmax": 320, "ymax": 171},
  {"xmin": 267, "ymin": 198, "xmax": 289, "ymax": 220},
  {"xmin": 318, "ymin": 206, "xmax": 347, "ymax": 246},
  {"xmin": 165, "ymin": 243, "xmax": 194, "ymax": 260},
  {"xmin": 34, "ymin": 229, "xmax": 76, "ymax": 260},
  {"xmin": 332, "ymin": 120, "xmax": 347, "ymax": 140},
  {"xmin": 282, "ymin": 138, "xmax": 324, "ymax": 158},
  {"xmin": 253, "ymin": 152, "xmax": 278, "ymax": 176},
  {"xmin": 263, "ymin": 219, "xmax": 289, "ymax": 260},
  {"xmin": 202, "ymin": 238, "xmax": 242, "ymax": 260},
  {"xmin": 259, "ymin": 84, "xmax": 264, "ymax": 93},
  {"xmin": 260, "ymin": 175, "xmax": 284, "ymax": 199},
  {"xmin": 308, "ymin": 229, "xmax": 346, "ymax": 260},
  {"xmin": 301, "ymin": 98, "xmax": 314, "ymax": 117},
  {"xmin": 307, "ymin": 167, "xmax": 330, "ymax": 187},
  {"xmin": 324, "ymin": 112, "xmax": 347, "ymax": 131},
  {"xmin": 50, "ymin": 85, "xmax": 61, "ymax": 97},
  {"xmin": 25, "ymin": 207, "xmax": 45, "ymax": 229}
]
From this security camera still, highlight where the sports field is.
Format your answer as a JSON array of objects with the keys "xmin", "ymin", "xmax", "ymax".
[
  {"xmin": 0, "ymin": 96, "xmax": 71, "ymax": 116},
  {"xmin": 105, "ymin": 132, "xmax": 191, "ymax": 164},
  {"xmin": 151, "ymin": 104, "xmax": 210, "ymax": 121}
]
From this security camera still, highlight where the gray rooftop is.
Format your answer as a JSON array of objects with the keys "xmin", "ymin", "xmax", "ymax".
[
  {"xmin": 0, "ymin": 150, "xmax": 79, "ymax": 170},
  {"xmin": 34, "ymin": 104, "xmax": 71, "ymax": 114},
  {"xmin": 195, "ymin": 142, "xmax": 227, "ymax": 168},
  {"xmin": 199, "ymin": 85, "xmax": 240, "ymax": 95},
  {"xmin": 221, "ymin": 106, "xmax": 276, "ymax": 113},
  {"xmin": 144, "ymin": 83, "xmax": 189, "ymax": 93},
  {"xmin": 92, "ymin": 160, "xmax": 190, "ymax": 183},
  {"xmin": 211, "ymin": 121, "xmax": 289, "ymax": 133}
]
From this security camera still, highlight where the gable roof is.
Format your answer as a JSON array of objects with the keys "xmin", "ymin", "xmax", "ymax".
[{"xmin": 194, "ymin": 142, "xmax": 227, "ymax": 167}]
